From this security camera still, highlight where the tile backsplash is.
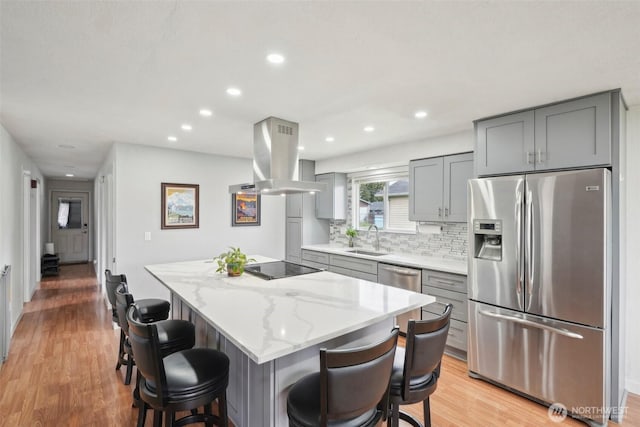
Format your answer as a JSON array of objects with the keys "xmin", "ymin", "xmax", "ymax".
[
  {"xmin": 330, "ymin": 177, "xmax": 467, "ymax": 260},
  {"xmin": 329, "ymin": 222, "xmax": 468, "ymax": 261}
]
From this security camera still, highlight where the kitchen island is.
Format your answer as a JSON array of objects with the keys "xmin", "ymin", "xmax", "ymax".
[{"xmin": 145, "ymin": 256, "xmax": 435, "ymax": 427}]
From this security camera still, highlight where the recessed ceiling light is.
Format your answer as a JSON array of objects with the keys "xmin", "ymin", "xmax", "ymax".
[
  {"xmin": 226, "ymin": 87, "xmax": 242, "ymax": 96},
  {"xmin": 181, "ymin": 124, "xmax": 192, "ymax": 131},
  {"xmin": 298, "ymin": 146, "xmax": 305, "ymax": 151},
  {"xmin": 363, "ymin": 126, "xmax": 375, "ymax": 133},
  {"xmin": 266, "ymin": 53, "xmax": 285, "ymax": 64},
  {"xmin": 199, "ymin": 109, "xmax": 213, "ymax": 117},
  {"xmin": 309, "ymin": 191, "xmax": 316, "ymax": 195},
  {"xmin": 263, "ymin": 189, "xmax": 270, "ymax": 193},
  {"xmin": 65, "ymin": 173, "xmax": 74, "ymax": 177},
  {"xmin": 325, "ymin": 136, "xmax": 335, "ymax": 142},
  {"xmin": 58, "ymin": 144, "xmax": 75, "ymax": 149},
  {"xmin": 167, "ymin": 136, "xmax": 178, "ymax": 142},
  {"xmin": 414, "ymin": 110, "xmax": 428, "ymax": 119},
  {"xmin": 280, "ymin": 193, "xmax": 286, "ymax": 197}
]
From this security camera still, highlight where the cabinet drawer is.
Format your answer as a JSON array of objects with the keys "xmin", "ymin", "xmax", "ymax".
[
  {"xmin": 329, "ymin": 265, "xmax": 377, "ymax": 283},
  {"xmin": 422, "ymin": 269, "xmax": 467, "ymax": 294},
  {"xmin": 329, "ymin": 254, "xmax": 378, "ymax": 275},
  {"xmin": 302, "ymin": 250, "xmax": 329, "ymax": 265},
  {"xmin": 422, "ymin": 286, "xmax": 467, "ymax": 322}
]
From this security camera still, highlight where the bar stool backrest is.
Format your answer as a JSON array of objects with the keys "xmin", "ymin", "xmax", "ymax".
[
  {"xmin": 320, "ymin": 327, "xmax": 399, "ymax": 424},
  {"xmin": 114, "ymin": 283, "xmax": 134, "ymax": 337},
  {"xmin": 126, "ymin": 304, "xmax": 168, "ymax": 407},
  {"xmin": 401, "ymin": 304, "xmax": 452, "ymax": 401}
]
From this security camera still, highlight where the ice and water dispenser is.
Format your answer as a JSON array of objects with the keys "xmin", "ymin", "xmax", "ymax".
[{"xmin": 473, "ymin": 220, "xmax": 502, "ymax": 261}]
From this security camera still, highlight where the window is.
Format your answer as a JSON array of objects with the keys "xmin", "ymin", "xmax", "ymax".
[
  {"xmin": 57, "ymin": 198, "xmax": 82, "ymax": 229},
  {"xmin": 353, "ymin": 171, "xmax": 415, "ymax": 232}
]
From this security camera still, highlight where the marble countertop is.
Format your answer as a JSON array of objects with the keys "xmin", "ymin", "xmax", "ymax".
[
  {"xmin": 301, "ymin": 244, "xmax": 468, "ymax": 275},
  {"xmin": 145, "ymin": 256, "xmax": 434, "ymax": 364}
]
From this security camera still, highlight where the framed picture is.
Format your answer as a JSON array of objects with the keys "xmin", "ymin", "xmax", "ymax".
[
  {"xmin": 161, "ymin": 183, "xmax": 199, "ymax": 229},
  {"xmin": 232, "ymin": 193, "xmax": 261, "ymax": 226}
]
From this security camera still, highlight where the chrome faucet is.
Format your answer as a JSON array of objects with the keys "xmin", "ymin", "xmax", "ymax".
[{"xmin": 367, "ymin": 224, "xmax": 380, "ymax": 251}]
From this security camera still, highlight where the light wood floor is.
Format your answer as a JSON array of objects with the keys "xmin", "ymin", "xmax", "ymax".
[{"xmin": 0, "ymin": 264, "xmax": 638, "ymax": 427}]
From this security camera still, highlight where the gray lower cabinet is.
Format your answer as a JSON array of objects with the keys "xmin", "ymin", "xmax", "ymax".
[
  {"xmin": 475, "ymin": 91, "xmax": 612, "ymax": 176},
  {"xmin": 409, "ymin": 152, "xmax": 473, "ymax": 222},
  {"xmin": 300, "ymin": 249, "xmax": 329, "ymax": 270},
  {"xmin": 421, "ymin": 268, "xmax": 468, "ymax": 359},
  {"xmin": 327, "ymin": 254, "xmax": 378, "ymax": 282},
  {"xmin": 286, "ymin": 218, "xmax": 302, "ymax": 263}
]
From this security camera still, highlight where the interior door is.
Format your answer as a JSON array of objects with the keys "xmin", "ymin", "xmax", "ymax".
[
  {"xmin": 525, "ymin": 169, "xmax": 609, "ymax": 328},
  {"xmin": 51, "ymin": 191, "xmax": 89, "ymax": 263}
]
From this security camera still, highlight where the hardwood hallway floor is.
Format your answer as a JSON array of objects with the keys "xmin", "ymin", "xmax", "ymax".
[{"xmin": 0, "ymin": 264, "xmax": 638, "ymax": 426}]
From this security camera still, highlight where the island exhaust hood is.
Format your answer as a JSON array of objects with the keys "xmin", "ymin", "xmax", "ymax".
[{"xmin": 229, "ymin": 117, "xmax": 327, "ymax": 195}]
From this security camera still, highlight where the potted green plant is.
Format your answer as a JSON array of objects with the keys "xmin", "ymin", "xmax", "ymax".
[
  {"xmin": 345, "ymin": 227, "xmax": 358, "ymax": 247},
  {"xmin": 214, "ymin": 247, "xmax": 256, "ymax": 277}
]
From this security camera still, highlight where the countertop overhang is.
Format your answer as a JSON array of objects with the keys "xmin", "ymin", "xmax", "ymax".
[{"xmin": 145, "ymin": 256, "xmax": 434, "ymax": 364}]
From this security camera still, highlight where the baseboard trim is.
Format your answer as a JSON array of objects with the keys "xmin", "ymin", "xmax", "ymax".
[{"xmin": 626, "ymin": 379, "xmax": 640, "ymax": 395}]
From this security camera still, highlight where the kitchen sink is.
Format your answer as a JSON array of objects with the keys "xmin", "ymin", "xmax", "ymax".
[{"xmin": 345, "ymin": 249, "xmax": 388, "ymax": 257}]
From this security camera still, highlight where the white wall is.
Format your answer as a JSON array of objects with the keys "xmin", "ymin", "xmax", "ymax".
[
  {"xmin": 109, "ymin": 143, "xmax": 286, "ymax": 301},
  {"xmin": 316, "ymin": 130, "xmax": 473, "ymax": 173},
  {"xmin": 625, "ymin": 106, "xmax": 640, "ymax": 395},
  {"xmin": 0, "ymin": 124, "xmax": 45, "ymax": 335}
]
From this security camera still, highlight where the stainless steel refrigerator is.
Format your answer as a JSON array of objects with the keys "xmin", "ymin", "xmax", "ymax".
[{"xmin": 467, "ymin": 168, "xmax": 611, "ymax": 426}]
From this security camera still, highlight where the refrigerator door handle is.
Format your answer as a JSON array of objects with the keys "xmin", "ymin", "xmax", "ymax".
[
  {"xmin": 479, "ymin": 310, "xmax": 584, "ymax": 340},
  {"xmin": 526, "ymin": 187, "xmax": 535, "ymax": 300},
  {"xmin": 516, "ymin": 185, "xmax": 523, "ymax": 298}
]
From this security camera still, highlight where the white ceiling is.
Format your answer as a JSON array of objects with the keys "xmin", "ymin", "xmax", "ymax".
[{"xmin": 1, "ymin": 1, "xmax": 639, "ymax": 179}]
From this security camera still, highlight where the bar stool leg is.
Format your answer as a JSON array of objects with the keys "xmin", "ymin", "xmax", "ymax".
[
  {"xmin": 219, "ymin": 392, "xmax": 228, "ymax": 427},
  {"xmin": 116, "ymin": 329, "xmax": 125, "ymax": 370}
]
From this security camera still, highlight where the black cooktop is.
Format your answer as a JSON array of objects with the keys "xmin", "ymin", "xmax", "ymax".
[{"xmin": 244, "ymin": 261, "xmax": 322, "ymax": 280}]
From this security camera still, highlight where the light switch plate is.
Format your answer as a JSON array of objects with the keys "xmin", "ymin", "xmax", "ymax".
[{"xmin": 144, "ymin": 232, "xmax": 151, "ymax": 241}]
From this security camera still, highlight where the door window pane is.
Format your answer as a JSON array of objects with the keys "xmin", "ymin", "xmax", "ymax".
[{"xmin": 58, "ymin": 199, "xmax": 82, "ymax": 229}]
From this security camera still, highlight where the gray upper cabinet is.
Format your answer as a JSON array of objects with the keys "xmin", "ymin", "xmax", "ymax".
[
  {"xmin": 475, "ymin": 92, "xmax": 612, "ymax": 176},
  {"xmin": 475, "ymin": 111, "xmax": 535, "ymax": 176},
  {"xmin": 409, "ymin": 157, "xmax": 443, "ymax": 222},
  {"xmin": 443, "ymin": 153, "xmax": 474, "ymax": 222},
  {"xmin": 409, "ymin": 152, "xmax": 473, "ymax": 222},
  {"xmin": 534, "ymin": 92, "xmax": 611, "ymax": 170},
  {"xmin": 315, "ymin": 173, "xmax": 347, "ymax": 220}
]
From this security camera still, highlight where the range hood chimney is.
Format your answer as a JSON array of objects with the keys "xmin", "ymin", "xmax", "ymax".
[{"xmin": 229, "ymin": 117, "xmax": 327, "ymax": 195}]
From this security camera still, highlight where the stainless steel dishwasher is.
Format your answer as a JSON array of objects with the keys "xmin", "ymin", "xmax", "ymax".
[{"xmin": 377, "ymin": 263, "xmax": 422, "ymax": 334}]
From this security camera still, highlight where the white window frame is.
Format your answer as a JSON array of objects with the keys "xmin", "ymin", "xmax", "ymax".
[{"xmin": 350, "ymin": 166, "xmax": 416, "ymax": 234}]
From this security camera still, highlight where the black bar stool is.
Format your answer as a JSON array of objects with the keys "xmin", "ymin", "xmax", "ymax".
[
  {"xmin": 287, "ymin": 327, "xmax": 399, "ymax": 426},
  {"xmin": 105, "ymin": 269, "xmax": 170, "ymax": 371},
  {"xmin": 387, "ymin": 304, "xmax": 452, "ymax": 427},
  {"xmin": 114, "ymin": 284, "xmax": 195, "ymax": 389},
  {"xmin": 127, "ymin": 303, "xmax": 230, "ymax": 427}
]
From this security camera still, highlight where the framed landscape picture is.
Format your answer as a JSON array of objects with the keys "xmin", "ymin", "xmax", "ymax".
[
  {"xmin": 232, "ymin": 193, "xmax": 261, "ymax": 226},
  {"xmin": 161, "ymin": 183, "xmax": 199, "ymax": 229}
]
